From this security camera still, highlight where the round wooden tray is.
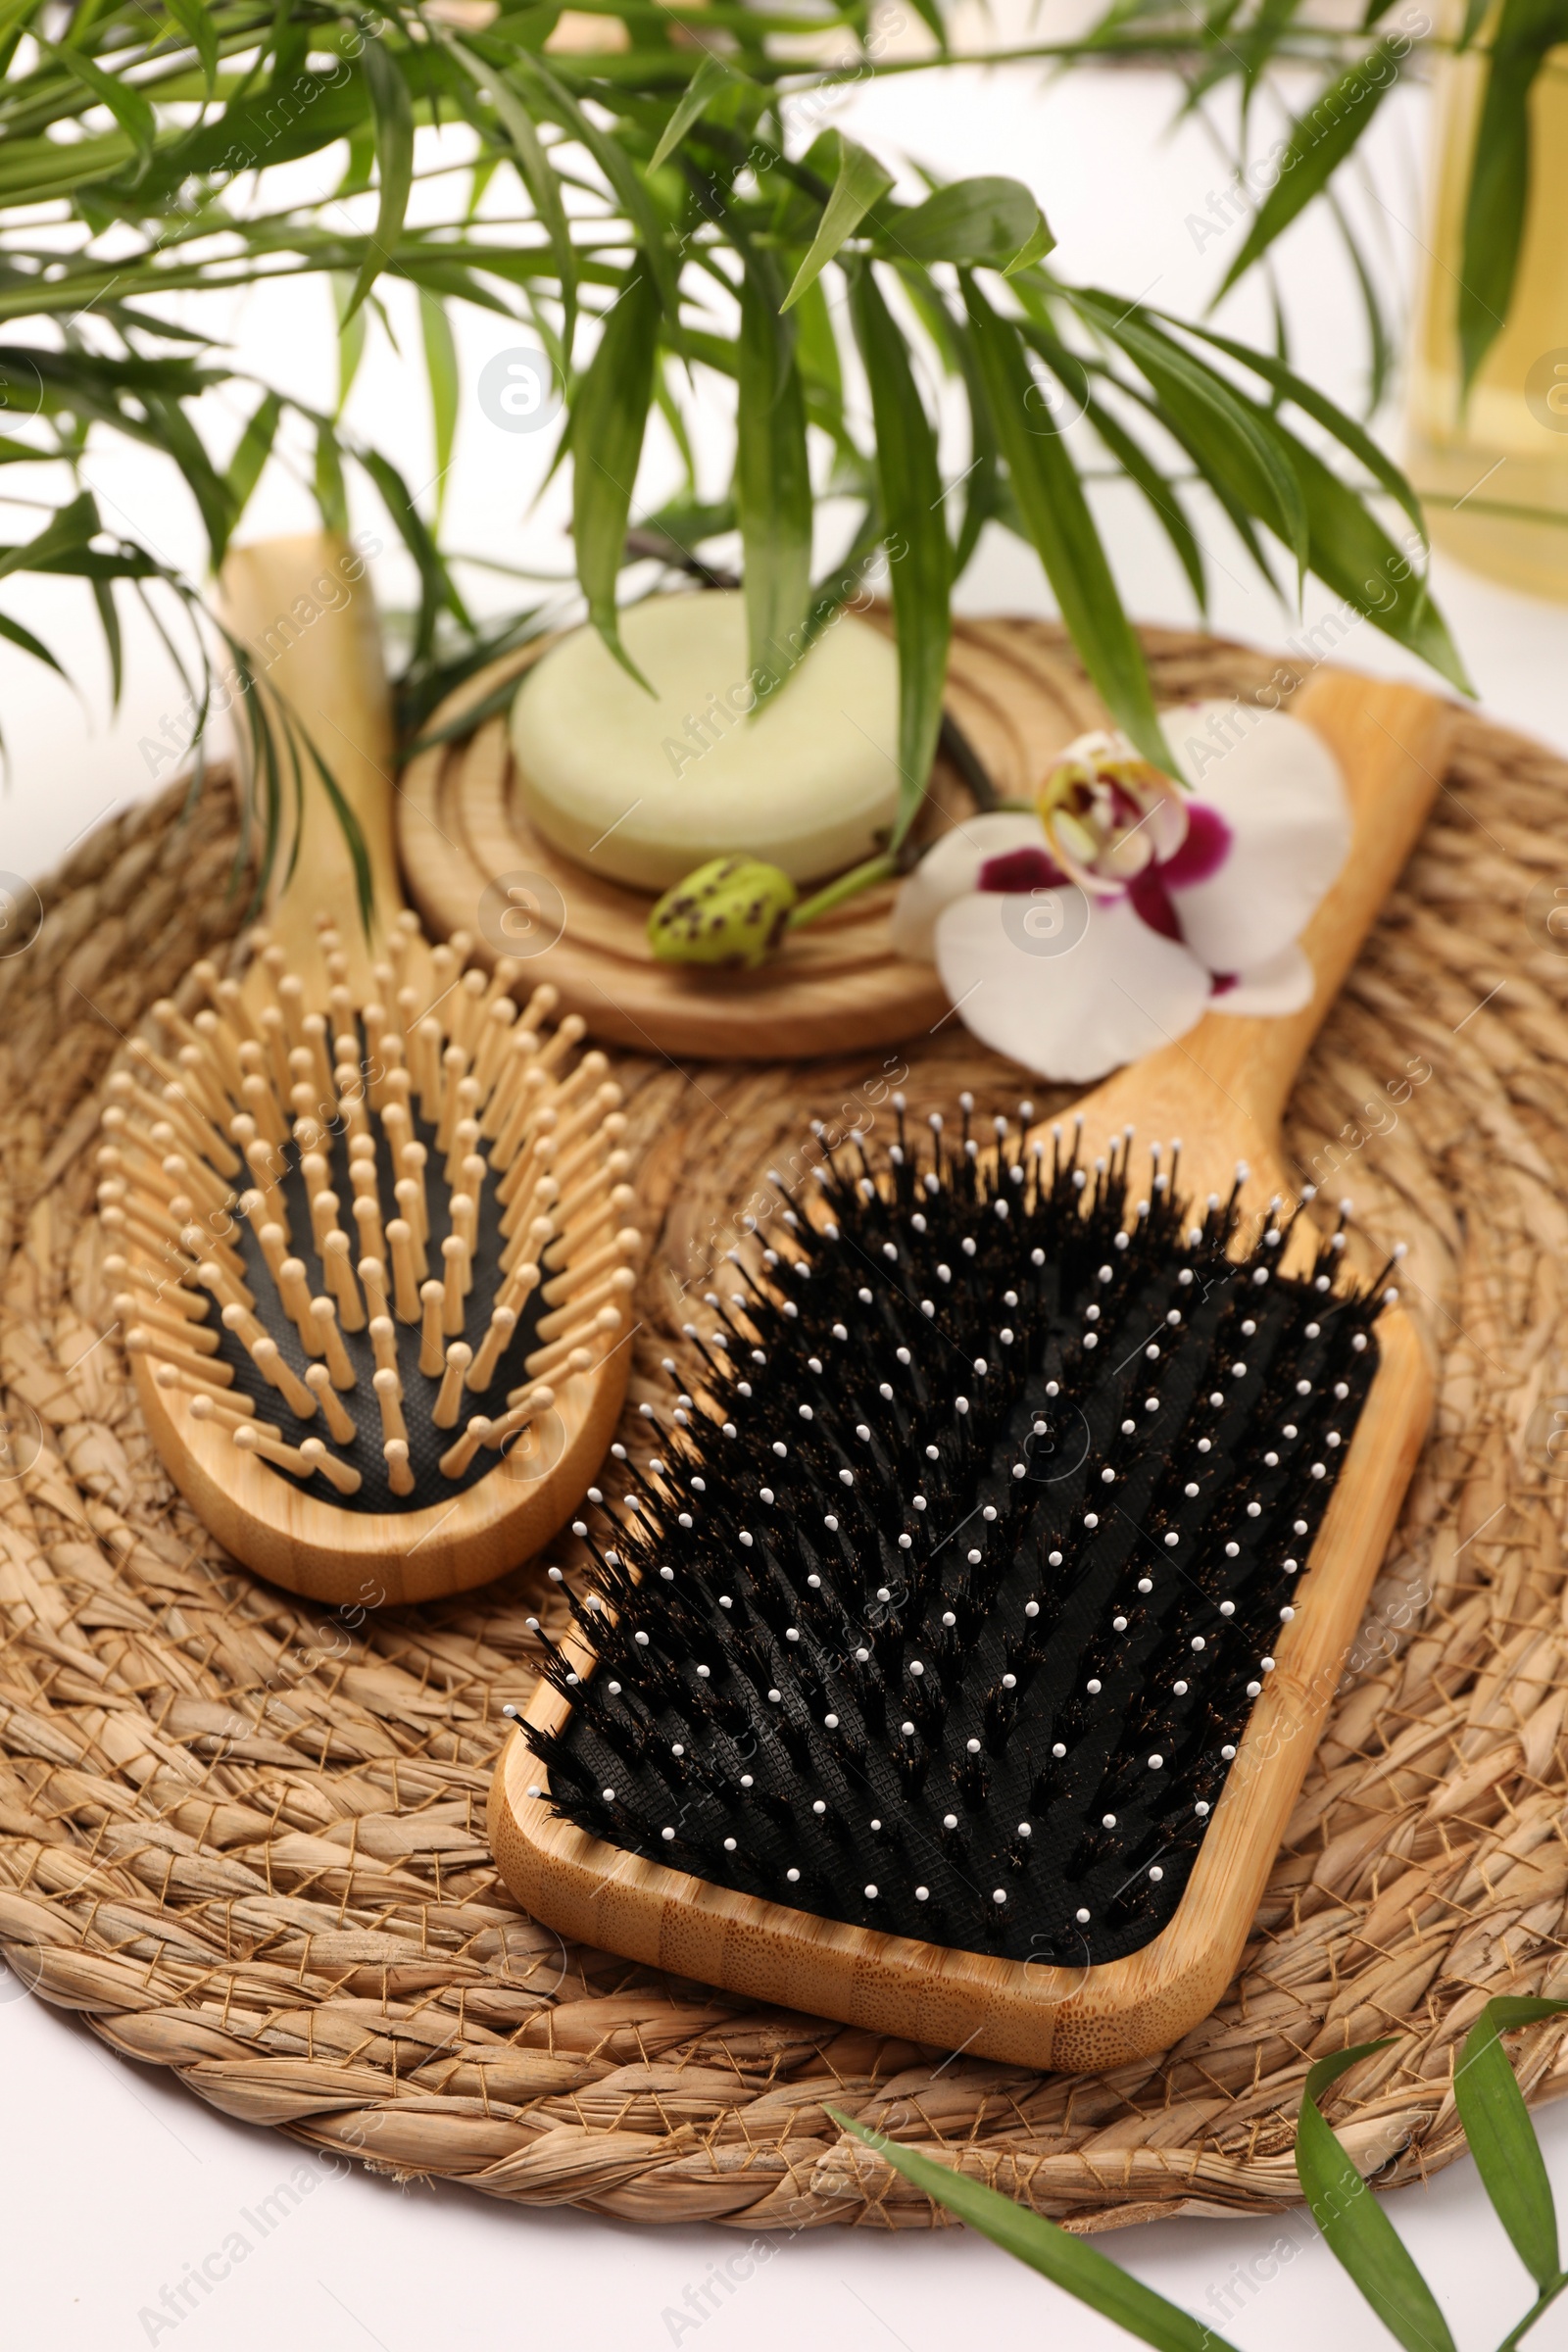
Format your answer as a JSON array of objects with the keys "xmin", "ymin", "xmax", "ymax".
[{"xmin": 396, "ymin": 616, "xmax": 1110, "ymax": 1059}]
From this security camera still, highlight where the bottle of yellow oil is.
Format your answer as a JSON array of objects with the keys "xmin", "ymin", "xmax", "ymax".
[{"xmin": 1405, "ymin": 46, "xmax": 1568, "ymax": 599}]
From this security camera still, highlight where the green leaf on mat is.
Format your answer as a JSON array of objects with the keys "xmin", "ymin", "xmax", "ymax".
[
  {"xmin": 1452, "ymin": 1997, "xmax": 1568, "ymax": 2292},
  {"xmin": 1298, "ymin": 2042, "xmax": 1458, "ymax": 2352},
  {"xmin": 829, "ymin": 2111, "xmax": 1243, "ymax": 2352}
]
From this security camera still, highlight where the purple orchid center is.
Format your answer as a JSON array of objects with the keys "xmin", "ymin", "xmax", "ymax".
[
  {"xmin": 1127, "ymin": 870, "xmax": 1181, "ymax": 941},
  {"xmin": 1156, "ymin": 802, "xmax": 1231, "ymax": 889},
  {"xmin": 977, "ymin": 845, "xmax": 1066, "ymax": 894},
  {"xmin": 1125, "ymin": 803, "xmax": 1234, "ymax": 948}
]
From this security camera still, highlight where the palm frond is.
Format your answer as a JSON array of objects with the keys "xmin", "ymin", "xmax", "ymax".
[{"xmin": 0, "ymin": 0, "xmax": 1471, "ymax": 897}]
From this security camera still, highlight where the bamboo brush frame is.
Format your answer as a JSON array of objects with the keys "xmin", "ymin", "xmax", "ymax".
[
  {"xmin": 490, "ymin": 670, "xmax": 1451, "ymax": 2069},
  {"xmin": 112, "ymin": 931, "xmax": 634, "ymax": 1609},
  {"xmin": 133, "ymin": 1348, "xmax": 626, "ymax": 1610}
]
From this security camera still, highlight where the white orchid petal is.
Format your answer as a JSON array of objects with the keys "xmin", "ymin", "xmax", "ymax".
[
  {"xmin": 890, "ymin": 813, "xmax": 1049, "ymax": 963},
  {"xmin": 1163, "ymin": 703, "xmax": 1349, "ymax": 974},
  {"xmin": 1147, "ymin": 789, "xmax": 1190, "ymax": 863},
  {"xmin": 932, "ymin": 891, "xmax": 1211, "ymax": 1082},
  {"xmin": 1054, "ymin": 727, "xmax": 1128, "ymax": 770},
  {"xmin": 1209, "ymin": 942, "xmax": 1315, "ymax": 1016}
]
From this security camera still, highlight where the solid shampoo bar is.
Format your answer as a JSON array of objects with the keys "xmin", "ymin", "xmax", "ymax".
[{"xmin": 510, "ymin": 590, "xmax": 902, "ymax": 891}]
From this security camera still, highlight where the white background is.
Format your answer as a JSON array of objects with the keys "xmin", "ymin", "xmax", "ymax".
[{"xmin": 6, "ymin": 24, "xmax": 1568, "ymax": 2350}]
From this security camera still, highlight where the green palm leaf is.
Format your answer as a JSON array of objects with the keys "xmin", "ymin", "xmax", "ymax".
[
  {"xmin": 886, "ymin": 177, "xmax": 1054, "ymax": 272},
  {"xmin": 571, "ymin": 263, "xmax": 663, "ymax": 683},
  {"xmin": 42, "ymin": 36, "xmax": 156, "ymax": 168},
  {"xmin": 783, "ymin": 136, "xmax": 895, "ymax": 315},
  {"xmin": 514, "ymin": 52, "xmax": 683, "ymax": 328},
  {"xmin": 343, "ymin": 37, "xmax": 414, "ymax": 325},
  {"xmin": 1166, "ymin": 311, "xmax": 1425, "ymax": 536},
  {"xmin": 443, "ymin": 31, "xmax": 579, "ymax": 354},
  {"xmin": 419, "ymin": 290, "xmax": 460, "ymax": 525},
  {"xmin": 220, "ymin": 389, "xmax": 283, "ymax": 558},
  {"xmin": 736, "ymin": 255, "xmax": 812, "ymax": 699},
  {"xmin": 1076, "ymin": 293, "xmax": 1310, "ymax": 583},
  {"xmin": 1457, "ymin": 0, "xmax": 1567, "ymax": 392},
  {"xmin": 830, "ymin": 2109, "xmax": 1242, "ymax": 2352},
  {"xmin": 1297, "ymin": 2044, "xmax": 1458, "ymax": 2352},
  {"xmin": 1217, "ymin": 41, "xmax": 1405, "ymax": 297},
  {"xmin": 315, "ymin": 419, "xmax": 349, "ymax": 537},
  {"xmin": 0, "ymin": 0, "xmax": 1472, "ymax": 886},
  {"xmin": 964, "ymin": 274, "xmax": 1173, "ymax": 773},
  {"xmin": 851, "ymin": 261, "xmax": 952, "ymax": 846},
  {"xmin": 162, "ymin": 0, "xmax": 218, "ymax": 95},
  {"xmin": 1452, "ymin": 1998, "xmax": 1568, "ymax": 2292},
  {"xmin": 650, "ymin": 52, "xmax": 737, "ymax": 172}
]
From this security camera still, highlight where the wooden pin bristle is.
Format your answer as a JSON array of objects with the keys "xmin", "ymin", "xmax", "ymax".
[
  {"xmin": 305, "ymin": 1362, "xmax": 358, "ymax": 1444},
  {"xmin": 183, "ymin": 1385, "xmax": 277, "ymax": 1438},
  {"xmin": 433, "ymin": 1342, "xmax": 472, "ymax": 1429},
  {"xmin": 418, "ymin": 1280, "xmax": 447, "ymax": 1377}
]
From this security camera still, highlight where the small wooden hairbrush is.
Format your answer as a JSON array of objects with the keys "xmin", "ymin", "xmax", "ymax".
[
  {"xmin": 489, "ymin": 672, "xmax": 1449, "ymax": 2069},
  {"xmin": 100, "ymin": 536, "xmax": 631, "ymax": 1607}
]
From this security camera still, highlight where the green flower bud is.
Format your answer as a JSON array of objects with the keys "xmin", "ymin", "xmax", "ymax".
[{"xmin": 647, "ymin": 856, "xmax": 798, "ymax": 969}]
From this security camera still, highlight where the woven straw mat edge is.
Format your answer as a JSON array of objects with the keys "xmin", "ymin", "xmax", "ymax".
[{"xmin": 2, "ymin": 623, "xmax": 1567, "ymax": 2235}]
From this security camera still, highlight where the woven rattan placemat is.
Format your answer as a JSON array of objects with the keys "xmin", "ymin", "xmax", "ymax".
[{"xmin": 3, "ymin": 624, "xmax": 1567, "ymax": 2233}]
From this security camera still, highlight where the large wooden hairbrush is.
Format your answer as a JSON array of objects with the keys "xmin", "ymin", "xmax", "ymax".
[
  {"xmin": 100, "ymin": 536, "xmax": 632, "ymax": 1607},
  {"xmin": 490, "ymin": 671, "xmax": 1449, "ymax": 2070}
]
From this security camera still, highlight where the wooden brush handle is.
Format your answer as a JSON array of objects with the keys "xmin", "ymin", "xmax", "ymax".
[
  {"xmin": 220, "ymin": 532, "xmax": 402, "ymax": 997},
  {"xmin": 1077, "ymin": 671, "xmax": 1454, "ymax": 1186}
]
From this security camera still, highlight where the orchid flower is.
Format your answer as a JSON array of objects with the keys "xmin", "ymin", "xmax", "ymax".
[{"xmin": 891, "ymin": 701, "xmax": 1351, "ymax": 1084}]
